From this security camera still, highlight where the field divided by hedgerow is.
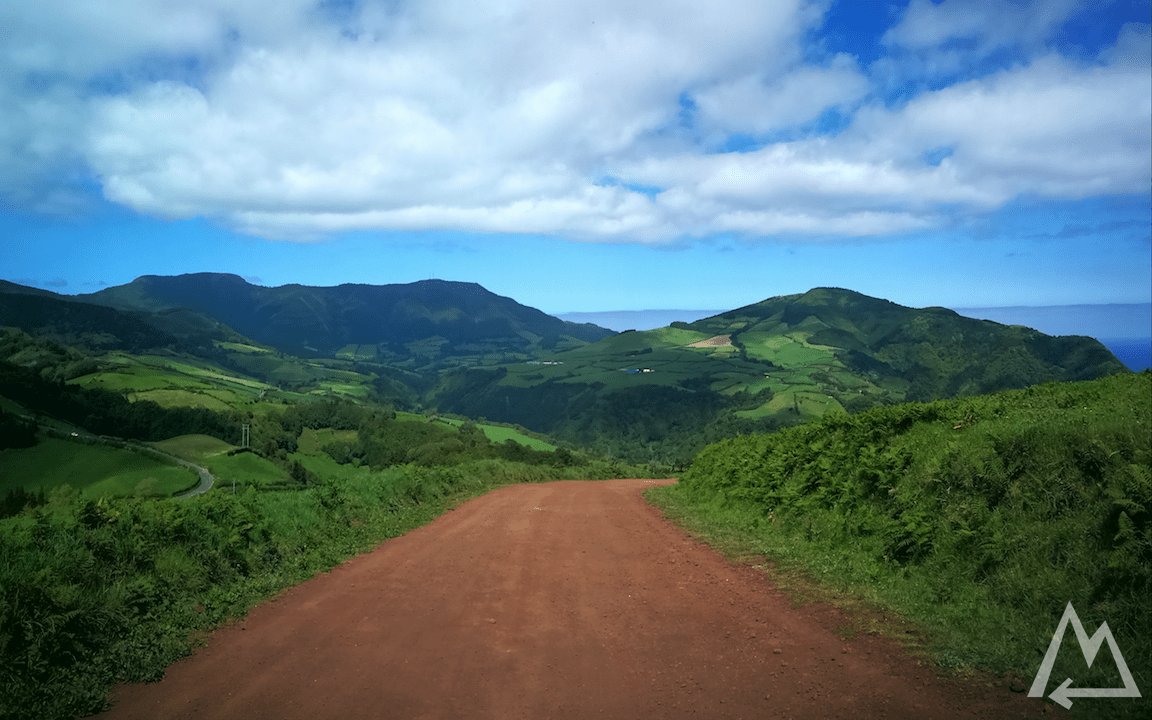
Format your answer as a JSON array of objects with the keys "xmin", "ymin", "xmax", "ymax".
[
  {"xmin": 0, "ymin": 439, "xmax": 199, "ymax": 498},
  {"xmin": 649, "ymin": 370, "xmax": 1150, "ymax": 720}
]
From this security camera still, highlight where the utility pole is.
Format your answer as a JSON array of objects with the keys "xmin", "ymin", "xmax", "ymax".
[{"xmin": 241, "ymin": 423, "xmax": 250, "ymax": 449}]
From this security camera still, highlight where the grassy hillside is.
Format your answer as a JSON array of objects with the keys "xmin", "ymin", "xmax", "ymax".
[
  {"xmin": 648, "ymin": 370, "xmax": 1150, "ymax": 719},
  {"xmin": 0, "ymin": 439, "xmax": 199, "ymax": 499},
  {"xmin": 5, "ymin": 280, "xmax": 1128, "ymax": 467},
  {"xmin": 430, "ymin": 288, "xmax": 1128, "ymax": 462},
  {"xmin": 148, "ymin": 434, "xmax": 236, "ymax": 464}
]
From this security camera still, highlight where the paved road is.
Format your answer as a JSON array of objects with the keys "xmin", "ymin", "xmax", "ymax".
[{"xmin": 92, "ymin": 479, "xmax": 1061, "ymax": 720}]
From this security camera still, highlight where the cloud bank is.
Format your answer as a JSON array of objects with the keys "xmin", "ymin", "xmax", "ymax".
[{"xmin": 2, "ymin": 0, "xmax": 1148, "ymax": 243}]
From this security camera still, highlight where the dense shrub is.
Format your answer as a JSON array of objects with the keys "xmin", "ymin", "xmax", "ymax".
[{"xmin": 678, "ymin": 371, "xmax": 1150, "ymax": 717}]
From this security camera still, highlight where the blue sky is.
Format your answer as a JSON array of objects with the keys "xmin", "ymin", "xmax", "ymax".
[{"xmin": 2, "ymin": 0, "xmax": 1149, "ymax": 320}]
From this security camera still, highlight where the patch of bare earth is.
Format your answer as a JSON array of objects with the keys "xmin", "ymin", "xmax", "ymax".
[
  {"xmin": 91, "ymin": 479, "xmax": 1066, "ymax": 719},
  {"xmin": 686, "ymin": 335, "xmax": 732, "ymax": 348}
]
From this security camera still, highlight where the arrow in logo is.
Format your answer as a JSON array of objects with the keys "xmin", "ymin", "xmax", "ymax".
[{"xmin": 1029, "ymin": 602, "xmax": 1142, "ymax": 709}]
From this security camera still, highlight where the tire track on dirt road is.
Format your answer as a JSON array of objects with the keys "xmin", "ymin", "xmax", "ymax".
[{"xmin": 92, "ymin": 479, "xmax": 1061, "ymax": 719}]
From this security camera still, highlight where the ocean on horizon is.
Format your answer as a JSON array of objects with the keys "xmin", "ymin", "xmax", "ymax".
[{"xmin": 1099, "ymin": 338, "xmax": 1152, "ymax": 372}]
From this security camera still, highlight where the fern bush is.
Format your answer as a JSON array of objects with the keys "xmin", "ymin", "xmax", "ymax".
[{"xmin": 679, "ymin": 371, "xmax": 1150, "ymax": 719}]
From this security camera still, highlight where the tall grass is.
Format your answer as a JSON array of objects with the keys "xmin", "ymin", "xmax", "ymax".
[{"xmin": 652, "ymin": 371, "xmax": 1150, "ymax": 720}]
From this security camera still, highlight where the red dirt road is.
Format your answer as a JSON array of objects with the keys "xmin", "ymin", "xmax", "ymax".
[{"xmin": 94, "ymin": 479, "xmax": 1060, "ymax": 719}]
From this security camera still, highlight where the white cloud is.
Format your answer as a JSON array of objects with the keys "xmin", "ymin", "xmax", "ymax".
[
  {"xmin": 848, "ymin": 53, "xmax": 1152, "ymax": 199},
  {"xmin": 693, "ymin": 54, "xmax": 870, "ymax": 139},
  {"xmin": 0, "ymin": 0, "xmax": 1147, "ymax": 244},
  {"xmin": 883, "ymin": 0, "xmax": 1083, "ymax": 55}
]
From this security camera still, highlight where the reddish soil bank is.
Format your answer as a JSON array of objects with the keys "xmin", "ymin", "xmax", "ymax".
[{"xmin": 93, "ymin": 479, "xmax": 1064, "ymax": 719}]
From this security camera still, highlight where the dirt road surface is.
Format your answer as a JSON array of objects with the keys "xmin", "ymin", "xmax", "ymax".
[{"xmin": 93, "ymin": 479, "xmax": 1059, "ymax": 719}]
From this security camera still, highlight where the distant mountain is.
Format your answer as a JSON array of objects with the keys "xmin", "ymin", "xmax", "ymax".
[
  {"xmin": 79, "ymin": 273, "xmax": 615, "ymax": 357},
  {"xmin": 953, "ymin": 303, "xmax": 1151, "ymax": 341},
  {"xmin": 682, "ymin": 287, "xmax": 1125, "ymax": 400},
  {"xmin": 555, "ymin": 309, "xmax": 724, "ymax": 332},
  {"xmin": 0, "ymin": 279, "xmax": 65, "ymax": 299},
  {"xmin": 0, "ymin": 280, "xmax": 253, "ymax": 351},
  {"xmin": 0, "ymin": 286, "xmax": 178, "ymax": 352},
  {"xmin": 430, "ymin": 287, "xmax": 1130, "ymax": 461},
  {"xmin": 1, "ymin": 276, "xmax": 1131, "ymax": 464}
]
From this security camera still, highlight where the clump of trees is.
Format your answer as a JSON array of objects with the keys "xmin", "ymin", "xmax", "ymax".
[
  {"xmin": 0, "ymin": 361, "xmax": 239, "ymax": 443},
  {"xmin": 0, "ymin": 408, "xmax": 37, "ymax": 450}
]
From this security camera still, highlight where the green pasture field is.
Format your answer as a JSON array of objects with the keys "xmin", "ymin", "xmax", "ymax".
[
  {"xmin": 0, "ymin": 438, "xmax": 198, "ymax": 498},
  {"xmin": 478, "ymin": 317, "xmax": 896, "ymax": 429},
  {"xmin": 647, "ymin": 326, "xmax": 712, "ymax": 346},
  {"xmin": 204, "ymin": 451, "xmax": 288, "ymax": 489},
  {"xmin": 72, "ymin": 348, "xmax": 379, "ymax": 412},
  {"xmin": 265, "ymin": 363, "xmax": 318, "ymax": 384},
  {"xmin": 394, "ymin": 413, "xmax": 558, "ymax": 452},
  {"xmin": 334, "ymin": 345, "xmax": 368, "ymax": 361},
  {"xmin": 706, "ymin": 345, "xmax": 739, "ymax": 356},
  {"xmin": 131, "ymin": 389, "xmax": 238, "ymax": 412},
  {"xmin": 477, "ymin": 425, "xmax": 556, "ymax": 451},
  {"xmin": 310, "ymin": 381, "xmax": 372, "ymax": 399},
  {"xmin": 435, "ymin": 417, "xmax": 557, "ymax": 451},
  {"xmin": 297, "ymin": 427, "xmax": 359, "ymax": 455},
  {"xmin": 149, "ymin": 434, "xmax": 236, "ymax": 465},
  {"xmin": 215, "ymin": 341, "xmax": 272, "ymax": 354},
  {"xmin": 71, "ymin": 368, "xmax": 171, "ymax": 393},
  {"xmin": 70, "ymin": 352, "xmax": 274, "ymax": 410},
  {"xmin": 227, "ymin": 353, "xmax": 285, "ymax": 377},
  {"xmin": 335, "ymin": 344, "xmax": 379, "ymax": 361},
  {"xmin": 501, "ymin": 363, "xmax": 570, "ymax": 387}
]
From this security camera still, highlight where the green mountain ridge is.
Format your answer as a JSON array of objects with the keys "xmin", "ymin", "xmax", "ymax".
[
  {"xmin": 686, "ymin": 287, "xmax": 1121, "ymax": 398},
  {"xmin": 427, "ymin": 287, "xmax": 1128, "ymax": 460},
  {"xmin": 0, "ymin": 277, "xmax": 1130, "ymax": 463},
  {"xmin": 78, "ymin": 273, "xmax": 615, "ymax": 358}
]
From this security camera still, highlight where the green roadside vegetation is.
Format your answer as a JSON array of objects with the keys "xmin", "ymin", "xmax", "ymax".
[
  {"xmin": 0, "ymin": 334, "xmax": 659, "ymax": 720},
  {"xmin": 647, "ymin": 370, "xmax": 1150, "ymax": 720},
  {"xmin": 0, "ymin": 450, "xmax": 652, "ymax": 720}
]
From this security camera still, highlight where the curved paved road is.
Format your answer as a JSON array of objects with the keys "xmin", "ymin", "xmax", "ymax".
[
  {"xmin": 39, "ymin": 425, "xmax": 215, "ymax": 498},
  {"xmin": 92, "ymin": 479, "xmax": 1062, "ymax": 720}
]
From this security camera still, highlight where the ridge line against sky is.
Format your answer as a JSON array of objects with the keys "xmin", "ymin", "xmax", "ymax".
[
  {"xmin": 556, "ymin": 303, "xmax": 1152, "ymax": 337},
  {"xmin": 2, "ymin": 0, "xmax": 1149, "ymax": 314}
]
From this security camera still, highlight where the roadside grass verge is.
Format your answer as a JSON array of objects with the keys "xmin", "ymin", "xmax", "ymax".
[
  {"xmin": 660, "ymin": 371, "xmax": 1150, "ymax": 720},
  {"xmin": 645, "ymin": 485, "xmax": 930, "ymax": 648}
]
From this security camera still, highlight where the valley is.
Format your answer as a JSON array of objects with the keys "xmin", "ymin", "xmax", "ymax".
[{"xmin": 0, "ymin": 274, "xmax": 1146, "ymax": 720}]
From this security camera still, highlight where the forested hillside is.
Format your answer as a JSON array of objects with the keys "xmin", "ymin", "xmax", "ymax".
[
  {"xmin": 1, "ymin": 279, "xmax": 1130, "ymax": 463},
  {"xmin": 430, "ymin": 288, "xmax": 1129, "ymax": 461},
  {"xmin": 79, "ymin": 273, "xmax": 614, "ymax": 357}
]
